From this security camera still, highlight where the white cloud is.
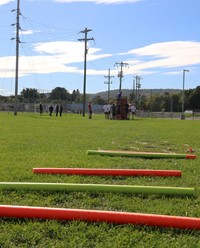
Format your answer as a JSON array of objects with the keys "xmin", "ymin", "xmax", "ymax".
[
  {"xmin": 0, "ymin": 0, "xmax": 143, "ymax": 7},
  {"xmin": 1, "ymin": 40, "xmax": 200, "ymax": 80},
  {"xmin": 54, "ymin": 0, "xmax": 142, "ymax": 4},
  {"xmin": 127, "ymin": 41, "xmax": 200, "ymax": 59},
  {"xmin": 0, "ymin": 41, "xmax": 112, "ymax": 78},
  {"xmin": 20, "ymin": 29, "xmax": 40, "ymax": 35},
  {"xmin": 0, "ymin": 55, "xmax": 80, "ymax": 78},
  {"xmin": 33, "ymin": 41, "xmax": 112, "ymax": 63},
  {"xmin": 0, "ymin": 0, "xmax": 14, "ymax": 6},
  {"xmin": 165, "ymin": 71, "xmax": 181, "ymax": 75},
  {"xmin": 125, "ymin": 41, "xmax": 200, "ymax": 74},
  {"xmin": 34, "ymin": 41, "xmax": 84, "ymax": 56}
]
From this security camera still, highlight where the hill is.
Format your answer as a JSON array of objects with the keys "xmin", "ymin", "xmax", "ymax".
[{"xmin": 89, "ymin": 89, "xmax": 181, "ymax": 101}]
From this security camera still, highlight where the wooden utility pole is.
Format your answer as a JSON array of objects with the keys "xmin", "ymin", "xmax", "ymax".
[
  {"xmin": 104, "ymin": 69, "xmax": 114, "ymax": 103},
  {"xmin": 78, "ymin": 28, "xmax": 94, "ymax": 117},
  {"xmin": 132, "ymin": 78, "xmax": 135, "ymax": 101},
  {"xmin": 13, "ymin": 0, "xmax": 20, "ymax": 116},
  {"xmin": 134, "ymin": 75, "xmax": 142, "ymax": 100},
  {"xmin": 115, "ymin": 62, "xmax": 128, "ymax": 92}
]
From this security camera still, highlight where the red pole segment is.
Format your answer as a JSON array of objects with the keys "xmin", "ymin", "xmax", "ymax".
[
  {"xmin": 0, "ymin": 205, "xmax": 199, "ymax": 230},
  {"xmin": 186, "ymin": 154, "xmax": 197, "ymax": 159},
  {"xmin": 33, "ymin": 168, "xmax": 182, "ymax": 177}
]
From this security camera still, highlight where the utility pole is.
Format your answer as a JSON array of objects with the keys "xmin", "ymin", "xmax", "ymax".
[
  {"xmin": 134, "ymin": 76, "xmax": 138, "ymax": 100},
  {"xmin": 115, "ymin": 61, "xmax": 128, "ymax": 92},
  {"xmin": 78, "ymin": 28, "xmax": 94, "ymax": 117},
  {"xmin": 132, "ymin": 78, "xmax": 135, "ymax": 101},
  {"xmin": 104, "ymin": 69, "xmax": 114, "ymax": 103},
  {"xmin": 12, "ymin": 0, "xmax": 20, "ymax": 116},
  {"xmin": 134, "ymin": 75, "xmax": 142, "ymax": 100}
]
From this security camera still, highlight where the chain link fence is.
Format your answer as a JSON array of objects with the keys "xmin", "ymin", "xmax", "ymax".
[{"xmin": 1, "ymin": 103, "xmax": 200, "ymax": 120}]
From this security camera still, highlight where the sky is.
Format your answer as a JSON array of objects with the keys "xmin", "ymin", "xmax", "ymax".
[{"xmin": 0, "ymin": 0, "xmax": 200, "ymax": 96}]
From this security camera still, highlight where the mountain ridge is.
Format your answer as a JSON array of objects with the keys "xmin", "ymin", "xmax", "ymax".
[{"xmin": 89, "ymin": 88, "xmax": 181, "ymax": 101}]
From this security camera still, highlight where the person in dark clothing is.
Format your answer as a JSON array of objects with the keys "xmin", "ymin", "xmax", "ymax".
[
  {"xmin": 125, "ymin": 102, "xmax": 129, "ymax": 119},
  {"xmin": 60, "ymin": 105, "xmax": 63, "ymax": 117},
  {"xmin": 117, "ymin": 91, "xmax": 122, "ymax": 100},
  {"xmin": 39, "ymin": 104, "xmax": 43, "ymax": 115},
  {"xmin": 49, "ymin": 105, "xmax": 53, "ymax": 116},
  {"xmin": 56, "ymin": 105, "xmax": 59, "ymax": 116},
  {"xmin": 111, "ymin": 103, "xmax": 116, "ymax": 119},
  {"xmin": 116, "ymin": 101, "xmax": 121, "ymax": 115},
  {"xmin": 88, "ymin": 102, "xmax": 92, "ymax": 119}
]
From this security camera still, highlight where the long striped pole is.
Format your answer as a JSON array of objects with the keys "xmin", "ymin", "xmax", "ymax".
[{"xmin": 0, "ymin": 205, "xmax": 199, "ymax": 230}]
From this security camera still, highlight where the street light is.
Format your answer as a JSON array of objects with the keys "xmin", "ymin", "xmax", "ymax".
[{"xmin": 181, "ymin": 69, "xmax": 190, "ymax": 119}]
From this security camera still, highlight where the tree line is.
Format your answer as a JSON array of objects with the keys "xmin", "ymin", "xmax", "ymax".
[
  {"xmin": 0, "ymin": 87, "xmax": 81, "ymax": 104},
  {"xmin": 0, "ymin": 86, "xmax": 200, "ymax": 112},
  {"xmin": 132, "ymin": 86, "xmax": 200, "ymax": 112}
]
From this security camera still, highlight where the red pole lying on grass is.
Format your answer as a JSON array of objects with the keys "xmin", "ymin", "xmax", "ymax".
[
  {"xmin": 0, "ymin": 205, "xmax": 199, "ymax": 230},
  {"xmin": 33, "ymin": 168, "xmax": 182, "ymax": 177}
]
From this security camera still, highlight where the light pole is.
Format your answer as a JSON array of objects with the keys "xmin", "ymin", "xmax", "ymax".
[{"xmin": 181, "ymin": 69, "xmax": 190, "ymax": 119}]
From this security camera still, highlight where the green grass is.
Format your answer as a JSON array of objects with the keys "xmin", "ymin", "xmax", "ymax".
[{"xmin": 0, "ymin": 112, "xmax": 200, "ymax": 247}]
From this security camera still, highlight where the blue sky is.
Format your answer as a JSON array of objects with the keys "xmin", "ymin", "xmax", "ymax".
[{"xmin": 0, "ymin": 0, "xmax": 200, "ymax": 96}]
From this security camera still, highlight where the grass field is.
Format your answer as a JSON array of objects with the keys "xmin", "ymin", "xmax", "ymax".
[{"xmin": 0, "ymin": 112, "xmax": 199, "ymax": 247}]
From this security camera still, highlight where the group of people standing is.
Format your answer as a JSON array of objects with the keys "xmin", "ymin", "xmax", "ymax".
[
  {"xmin": 39, "ymin": 104, "xmax": 63, "ymax": 117},
  {"xmin": 49, "ymin": 104, "xmax": 63, "ymax": 116},
  {"xmin": 39, "ymin": 101, "xmax": 136, "ymax": 120},
  {"xmin": 103, "ymin": 101, "xmax": 136, "ymax": 120}
]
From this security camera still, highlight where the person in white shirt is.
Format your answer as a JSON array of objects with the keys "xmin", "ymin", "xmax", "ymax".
[
  {"xmin": 129, "ymin": 103, "xmax": 136, "ymax": 120},
  {"xmin": 103, "ymin": 103, "xmax": 110, "ymax": 119}
]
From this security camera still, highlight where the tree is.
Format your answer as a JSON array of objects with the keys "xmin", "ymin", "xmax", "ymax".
[
  {"xmin": 129, "ymin": 92, "xmax": 136, "ymax": 102},
  {"xmin": 160, "ymin": 92, "xmax": 171, "ymax": 112},
  {"xmin": 39, "ymin": 93, "xmax": 47, "ymax": 103},
  {"xmin": 147, "ymin": 94, "xmax": 162, "ymax": 111},
  {"xmin": 20, "ymin": 88, "xmax": 40, "ymax": 103},
  {"xmin": 50, "ymin": 87, "xmax": 70, "ymax": 102},
  {"xmin": 145, "ymin": 92, "xmax": 181, "ymax": 112},
  {"xmin": 171, "ymin": 94, "xmax": 181, "ymax": 112},
  {"xmin": 92, "ymin": 95, "xmax": 105, "ymax": 105},
  {"xmin": 187, "ymin": 86, "xmax": 200, "ymax": 110},
  {"xmin": 184, "ymin": 89, "xmax": 194, "ymax": 109},
  {"xmin": 71, "ymin": 89, "xmax": 81, "ymax": 103},
  {"xmin": 137, "ymin": 95, "xmax": 147, "ymax": 110}
]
